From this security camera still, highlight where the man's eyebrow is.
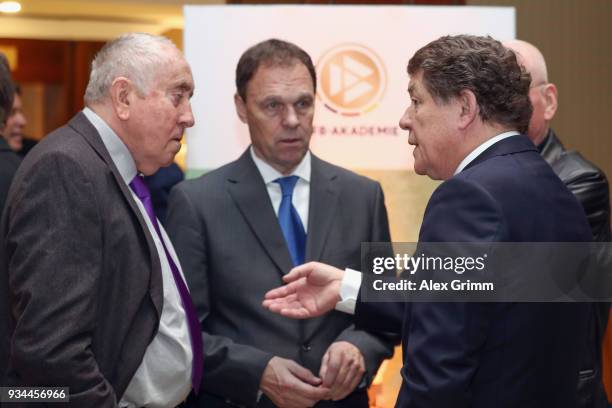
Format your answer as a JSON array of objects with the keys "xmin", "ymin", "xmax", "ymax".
[
  {"xmin": 174, "ymin": 82, "xmax": 193, "ymax": 92},
  {"xmin": 408, "ymin": 83, "xmax": 417, "ymax": 95}
]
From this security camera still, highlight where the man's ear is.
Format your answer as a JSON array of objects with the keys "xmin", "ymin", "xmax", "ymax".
[
  {"xmin": 234, "ymin": 93, "xmax": 248, "ymax": 124},
  {"xmin": 542, "ymin": 83, "xmax": 558, "ymax": 121},
  {"xmin": 457, "ymin": 89, "xmax": 478, "ymax": 130},
  {"xmin": 110, "ymin": 77, "xmax": 133, "ymax": 121}
]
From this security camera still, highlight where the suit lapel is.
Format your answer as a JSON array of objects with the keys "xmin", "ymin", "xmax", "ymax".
[
  {"xmin": 306, "ymin": 155, "xmax": 339, "ymax": 262},
  {"xmin": 68, "ymin": 113, "xmax": 164, "ymax": 321},
  {"xmin": 226, "ymin": 150, "xmax": 294, "ymax": 274},
  {"xmin": 303, "ymin": 156, "xmax": 340, "ymax": 341}
]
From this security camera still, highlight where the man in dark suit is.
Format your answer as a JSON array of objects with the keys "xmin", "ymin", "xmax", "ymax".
[
  {"xmin": 166, "ymin": 39, "xmax": 395, "ymax": 408},
  {"xmin": 0, "ymin": 53, "xmax": 20, "ymax": 215},
  {"xmin": 264, "ymin": 35, "xmax": 593, "ymax": 408},
  {"xmin": 506, "ymin": 39, "xmax": 611, "ymax": 408},
  {"xmin": 0, "ymin": 33, "xmax": 203, "ymax": 407}
]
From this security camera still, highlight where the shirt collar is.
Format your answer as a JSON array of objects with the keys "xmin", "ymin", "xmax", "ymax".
[
  {"xmin": 454, "ymin": 131, "xmax": 520, "ymax": 175},
  {"xmin": 249, "ymin": 145, "xmax": 311, "ymax": 184},
  {"xmin": 82, "ymin": 107, "xmax": 137, "ymax": 184}
]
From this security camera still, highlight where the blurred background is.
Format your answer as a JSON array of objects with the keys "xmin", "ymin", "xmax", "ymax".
[{"xmin": 1, "ymin": 1, "xmax": 610, "ymax": 406}]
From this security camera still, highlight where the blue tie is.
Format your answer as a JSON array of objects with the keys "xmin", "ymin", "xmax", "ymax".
[{"xmin": 275, "ymin": 176, "xmax": 306, "ymax": 266}]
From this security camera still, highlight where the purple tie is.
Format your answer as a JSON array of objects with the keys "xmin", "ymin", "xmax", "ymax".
[{"xmin": 129, "ymin": 174, "xmax": 203, "ymax": 394}]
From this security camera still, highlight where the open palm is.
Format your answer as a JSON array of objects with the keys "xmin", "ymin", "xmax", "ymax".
[{"xmin": 263, "ymin": 262, "xmax": 344, "ymax": 319}]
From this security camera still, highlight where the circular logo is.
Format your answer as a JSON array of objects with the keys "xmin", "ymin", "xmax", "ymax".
[{"xmin": 316, "ymin": 44, "xmax": 386, "ymax": 116}]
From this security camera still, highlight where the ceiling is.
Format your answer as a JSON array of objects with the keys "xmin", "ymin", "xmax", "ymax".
[{"xmin": 0, "ymin": 0, "xmax": 224, "ymax": 40}]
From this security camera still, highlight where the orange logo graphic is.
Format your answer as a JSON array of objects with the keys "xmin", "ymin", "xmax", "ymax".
[{"xmin": 317, "ymin": 44, "xmax": 386, "ymax": 116}]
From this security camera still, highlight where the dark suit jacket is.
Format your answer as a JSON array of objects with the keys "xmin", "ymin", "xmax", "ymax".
[
  {"xmin": 166, "ymin": 149, "xmax": 396, "ymax": 408},
  {"xmin": 0, "ymin": 136, "xmax": 21, "ymax": 215},
  {"xmin": 0, "ymin": 113, "xmax": 163, "ymax": 407},
  {"xmin": 355, "ymin": 135, "xmax": 593, "ymax": 408},
  {"xmin": 539, "ymin": 128, "xmax": 611, "ymax": 408}
]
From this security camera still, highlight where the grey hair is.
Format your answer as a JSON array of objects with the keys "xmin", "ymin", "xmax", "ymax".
[{"xmin": 84, "ymin": 33, "xmax": 178, "ymax": 105}]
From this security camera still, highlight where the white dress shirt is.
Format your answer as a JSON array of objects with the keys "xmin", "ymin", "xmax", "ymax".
[
  {"xmin": 336, "ymin": 131, "xmax": 520, "ymax": 314},
  {"xmin": 83, "ymin": 108, "xmax": 192, "ymax": 408},
  {"xmin": 250, "ymin": 146, "xmax": 311, "ymax": 231}
]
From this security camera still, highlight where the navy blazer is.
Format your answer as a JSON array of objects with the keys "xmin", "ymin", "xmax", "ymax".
[{"xmin": 356, "ymin": 135, "xmax": 592, "ymax": 408}]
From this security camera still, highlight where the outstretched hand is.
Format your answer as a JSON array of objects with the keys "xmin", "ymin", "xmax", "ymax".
[{"xmin": 263, "ymin": 262, "xmax": 344, "ymax": 319}]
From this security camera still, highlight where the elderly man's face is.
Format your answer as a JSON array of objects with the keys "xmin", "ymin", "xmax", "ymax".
[
  {"xmin": 127, "ymin": 50, "xmax": 194, "ymax": 175},
  {"xmin": 4, "ymin": 92, "xmax": 26, "ymax": 152},
  {"xmin": 399, "ymin": 71, "xmax": 462, "ymax": 180},
  {"xmin": 235, "ymin": 62, "xmax": 314, "ymax": 175}
]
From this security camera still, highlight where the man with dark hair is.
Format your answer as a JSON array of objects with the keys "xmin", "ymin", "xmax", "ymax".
[
  {"xmin": 505, "ymin": 39, "xmax": 611, "ymax": 408},
  {"xmin": 0, "ymin": 53, "xmax": 20, "ymax": 214},
  {"xmin": 264, "ymin": 35, "xmax": 592, "ymax": 408},
  {"xmin": 2, "ymin": 84, "xmax": 36, "ymax": 157},
  {"xmin": 167, "ymin": 38, "xmax": 395, "ymax": 408}
]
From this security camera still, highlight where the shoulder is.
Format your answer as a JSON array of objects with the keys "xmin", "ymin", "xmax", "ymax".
[
  {"xmin": 421, "ymin": 176, "xmax": 503, "ymax": 242},
  {"xmin": 314, "ymin": 156, "xmax": 382, "ymax": 193},
  {"xmin": 170, "ymin": 158, "xmax": 241, "ymax": 201},
  {"xmin": 18, "ymin": 124, "xmax": 106, "ymax": 183},
  {"xmin": 552, "ymin": 150, "xmax": 608, "ymax": 185}
]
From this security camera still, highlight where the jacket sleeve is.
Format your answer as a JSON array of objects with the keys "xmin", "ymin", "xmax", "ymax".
[
  {"xmin": 559, "ymin": 157, "xmax": 611, "ymax": 242},
  {"xmin": 166, "ymin": 184, "xmax": 273, "ymax": 408},
  {"xmin": 333, "ymin": 182, "xmax": 400, "ymax": 384},
  {"xmin": 3, "ymin": 153, "xmax": 117, "ymax": 407}
]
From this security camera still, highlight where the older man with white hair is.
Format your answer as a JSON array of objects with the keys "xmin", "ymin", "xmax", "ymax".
[{"xmin": 0, "ymin": 33, "xmax": 201, "ymax": 407}]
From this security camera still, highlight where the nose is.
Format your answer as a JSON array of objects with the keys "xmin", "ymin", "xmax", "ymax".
[
  {"xmin": 282, "ymin": 105, "xmax": 299, "ymax": 128},
  {"xmin": 15, "ymin": 112, "xmax": 26, "ymax": 127},
  {"xmin": 399, "ymin": 107, "xmax": 411, "ymax": 131},
  {"xmin": 181, "ymin": 102, "xmax": 195, "ymax": 128}
]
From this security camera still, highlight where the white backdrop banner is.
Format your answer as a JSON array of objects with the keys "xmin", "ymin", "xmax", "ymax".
[{"xmin": 183, "ymin": 5, "xmax": 515, "ymax": 174}]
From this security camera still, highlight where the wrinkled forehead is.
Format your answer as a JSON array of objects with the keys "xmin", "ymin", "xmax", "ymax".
[
  {"xmin": 249, "ymin": 63, "xmax": 314, "ymax": 98},
  {"xmin": 154, "ymin": 54, "xmax": 195, "ymax": 91}
]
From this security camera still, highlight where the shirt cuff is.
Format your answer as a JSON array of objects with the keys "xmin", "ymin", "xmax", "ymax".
[{"xmin": 335, "ymin": 268, "xmax": 362, "ymax": 315}]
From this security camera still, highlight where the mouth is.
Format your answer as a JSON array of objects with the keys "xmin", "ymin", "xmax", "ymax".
[
  {"xmin": 169, "ymin": 137, "xmax": 182, "ymax": 152},
  {"xmin": 278, "ymin": 138, "xmax": 303, "ymax": 146}
]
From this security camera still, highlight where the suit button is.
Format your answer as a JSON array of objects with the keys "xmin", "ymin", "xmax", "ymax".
[{"xmin": 302, "ymin": 343, "xmax": 311, "ymax": 352}]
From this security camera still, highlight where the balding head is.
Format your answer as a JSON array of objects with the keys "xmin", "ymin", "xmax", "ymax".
[
  {"xmin": 504, "ymin": 39, "xmax": 548, "ymax": 86},
  {"xmin": 504, "ymin": 39, "xmax": 558, "ymax": 145}
]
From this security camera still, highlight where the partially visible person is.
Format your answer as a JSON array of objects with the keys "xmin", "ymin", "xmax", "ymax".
[
  {"xmin": 504, "ymin": 40, "xmax": 610, "ymax": 242},
  {"xmin": 145, "ymin": 161, "xmax": 184, "ymax": 225},
  {"xmin": 0, "ymin": 33, "xmax": 202, "ymax": 407},
  {"xmin": 3, "ymin": 84, "xmax": 36, "ymax": 157},
  {"xmin": 264, "ymin": 35, "xmax": 593, "ymax": 408},
  {"xmin": 505, "ymin": 39, "xmax": 611, "ymax": 408},
  {"xmin": 0, "ymin": 53, "xmax": 20, "ymax": 215}
]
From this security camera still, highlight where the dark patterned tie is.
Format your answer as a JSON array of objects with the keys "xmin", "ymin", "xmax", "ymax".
[{"xmin": 129, "ymin": 174, "xmax": 203, "ymax": 394}]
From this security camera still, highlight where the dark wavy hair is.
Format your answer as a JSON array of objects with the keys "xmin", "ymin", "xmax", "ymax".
[
  {"xmin": 408, "ymin": 35, "xmax": 532, "ymax": 134},
  {"xmin": 0, "ymin": 53, "xmax": 15, "ymax": 126},
  {"xmin": 235, "ymin": 38, "xmax": 316, "ymax": 101}
]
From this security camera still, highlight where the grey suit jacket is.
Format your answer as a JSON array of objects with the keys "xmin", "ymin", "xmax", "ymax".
[
  {"xmin": 166, "ymin": 149, "xmax": 396, "ymax": 407},
  {"xmin": 0, "ymin": 113, "xmax": 163, "ymax": 407}
]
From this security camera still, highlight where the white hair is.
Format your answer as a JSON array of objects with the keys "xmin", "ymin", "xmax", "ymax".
[{"xmin": 84, "ymin": 32, "xmax": 178, "ymax": 105}]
